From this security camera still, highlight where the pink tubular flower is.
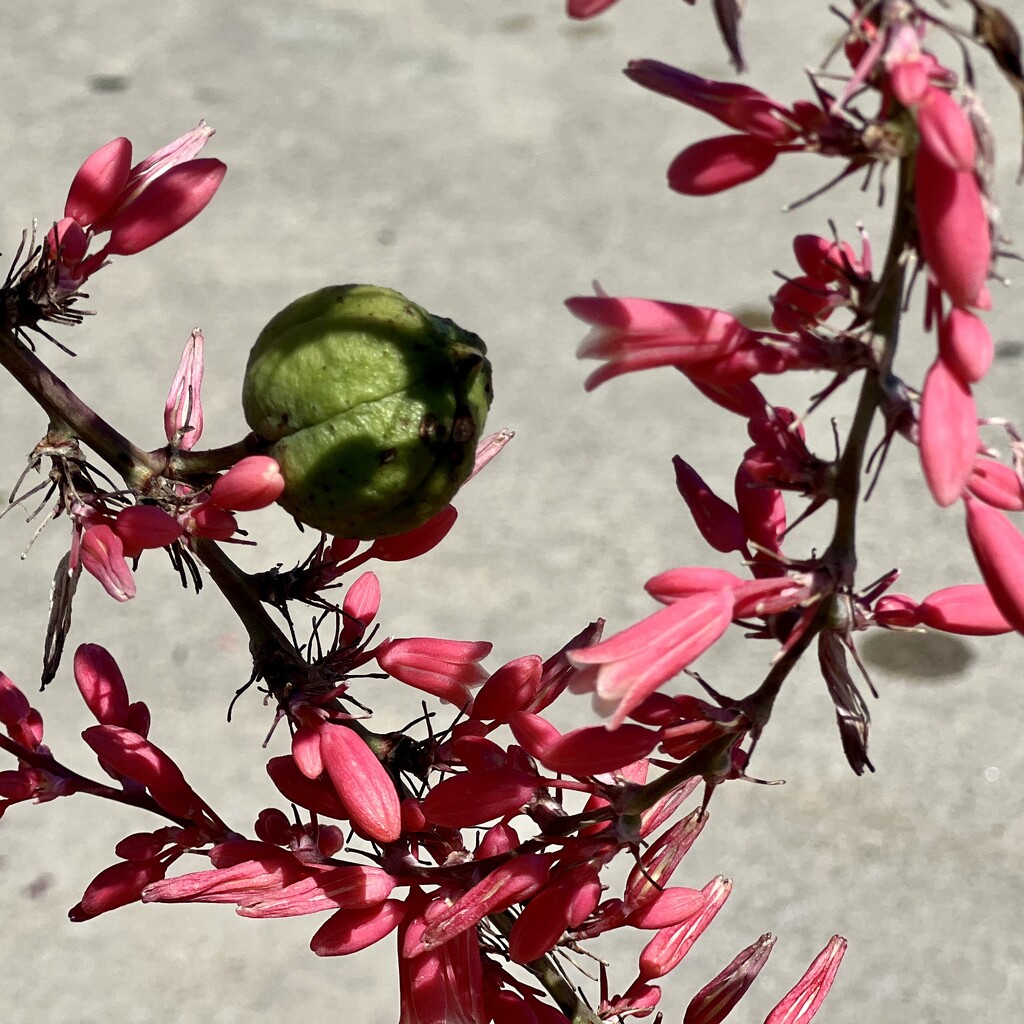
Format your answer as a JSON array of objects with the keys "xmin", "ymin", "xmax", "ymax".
[
  {"xmin": 74, "ymin": 644, "xmax": 130, "ymax": 727},
  {"xmin": 918, "ymin": 356, "xmax": 978, "ymax": 507},
  {"xmin": 683, "ymin": 932, "xmax": 777, "ymax": 1024},
  {"xmin": 164, "ymin": 328, "xmax": 205, "ymax": 448},
  {"xmin": 914, "ymin": 138, "xmax": 991, "ymax": 309},
  {"xmin": 398, "ymin": 896, "xmax": 486, "ymax": 1024},
  {"xmin": 238, "ymin": 865, "xmax": 397, "ymax": 918},
  {"xmin": 763, "ymin": 935, "xmax": 847, "ymax": 1024},
  {"xmin": 508, "ymin": 711, "xmax": 659, "ymax": 774},
  {"xmin": 377, "ymin": 637, "xmax": 491, "ymax": 705},
  {"xmin": 568, "ymin": 591, "xmax": 734, "ymax": 727},
  {"xmin": 77, "ymin": 523, "xmax": 136, "ymax": 601},
  {"xmin": 210, "ymin": 456, "xmax": 286, "ymax": 512},
  {"xmin": 471, "ymin": 655, "xmax": 544, "ymax": 722},
  {"xmin": 964, "ymin": 495, "xmax": 1024, "ymax": 633},
  {"xmin": 319, "ymin": 722, "xmax": 401, "ymax": 843},
  {"xmin": 568, "ymin": 294, "xmax": 771, "ymax": 392},
  {"xmin": 412, "ymin": 854, "xmax": 554, "ymax": 955}
]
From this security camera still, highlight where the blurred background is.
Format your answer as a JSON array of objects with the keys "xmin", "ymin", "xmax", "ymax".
[{"xmin": 1, "ymin": 2, "xmax": 1022, "ymax": 1021}]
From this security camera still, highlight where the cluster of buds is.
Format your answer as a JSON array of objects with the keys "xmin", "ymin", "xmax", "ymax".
[
  {"xmin": 563, "ymin": 0, "xmax": 1024, "ymax": 773},
  {"xmin": 0, "ymin": 626, "xmax": 846, "ymax": 1024}
]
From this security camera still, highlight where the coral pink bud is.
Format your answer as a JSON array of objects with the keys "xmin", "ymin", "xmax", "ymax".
[
  {"xmin": 310, "ymin": 898, "xmax": 406, "ymax": 956},
  {"xmin": 365, "ymin": 504, "xmax": 458, "ymax": 560},
  {"xmin": 915, "ymin": 141, "xmax": 990, "ymax": 308},
  {"xmin": 568, "ymin": 591, "xmax": 734, "ymax": 728},
  {"xmin": 916, "ymin": 88, "xmax": 976, "ymax": 172},
  {"xmin": 64, "ymin": 137, "xmax": 133, "ymax": 226},
  {"xmin": 964, "ymin": 495, "xmax": 1024, "ymax": 633},
  {"xmin": 917, "ymin": 584, "xmax": 1012, "ymax": 635},
  {"xmin": 477, "ymin": 822, "xmax": 520, "ymax": 859},
  {"xmin": 771, "ymin": 277, "xmax": 837, "ymax": 332},
  {"xmin": 291, "ymin": 722, "xmax": 324, "ymax": 779},
  {"xmin": 734, "ymin": 465, "xmax": 786, "ymax": 554},
  {"xmin": 673, "ymin": 457, "xmax": 747, "ymax": 553},
  {"xmin": 47, "ymin": 217, "xmax": 90, "ymax": 266},
  {"xmin": 639, "ymin": 876, "xmax": 732, "ymax": 980},
  {"xmin": 683, "ymin": 933, "xmax": 776, "ymax": 1024},
  {"xmin": 79, "ymin": 524, "xmax": 136, "ymax": 602},
  {"xmin": 968, "ymin": 458, "xmax": 1024, "ymax": 511},
  {"xmin": 509, "ymin": 864, "xmax": 602, "ymax": 963},
  {"xmin": 319, "ymin": 724, "xmax": 401, "ymax": 843},
  {"xmin": 415, "ymin": 854, "xmax": 554, "ymax": 954},
  {"xmin": 164, "ymin": 328, "xmax": 205, "ymax": 448},
  {"xmin": 82, "ymin": 725, "xmax": 190, "ymax": 794},
  {"xmin": 918, "ymin": 357, "xmax": 978, "ymax": 507},
  {"xmin": 763, "ymin": 935, "xmax": 847, "ymax": 1024},
  {"xmin": 330, "ymin": 569, "xmax": 381, "ymax": 648},
  {"xmin": 646, "ymin": 567, "xmax": 744, "ymax": 603},
  {"xmin": 568, "ymin": 0, "xmax": 619, "ymax": 16},
  {"xmin": 210, "ymin": 455, "xmax": 285, "ymax": 512},
  {"xmin": 472, "ymin": 655, "xmax": 544, "ymax": 722},
  {"xmin": 626, "ymin": 886, "xmax": 707, "ymax": 929},
  {"xmin": 114, "ymin": 505, "xmax": 184, "ymax": 557},
  {"xmin": 377, "ymin": 637, "xmax": 491, "ymax": 705},
  {"xmin": 791, "ymin": 235, "xmax": 858, "ymax": 283},
  {"xmin": 873, "ymin": 594, "xmax": 922, "ymax": 628},
  {"xmin": 267, "ymin": 756, "xmax": 349, "ymax": 819},
  {"xmin": 938, "ymin": 307, "xmax": 992, "ymax": 385},
  {"xmin": 507, "ymin": 711, "xmax": 562, "ymax": 760},
  {"xmin": 73, "ymin": 644, "xmax": 130, "ymax": 727},
  {"xmin": 70, "ymin": 857, "xmax": 168, "ymax": 921},
  {"xmin": 668, "ymin": 135, "xmax": 778, "ymax": 195},
  {"xmin": 105, "ymin": 158, "xmax": 227, "ymax": 256},
  {"xmin": 238, "ymin": 865, "xmax": 396, "ymax": 918},
  {"xmin": 186, "ymin": 499, "xmax": 238, "ymax": 541},
  {"xmin": 421, "ymin": 767, "xmax": 538, "ymax": 827},
  {"xmin": 536, "ymin": 721, "xmax": 660, "ymax": 775}
]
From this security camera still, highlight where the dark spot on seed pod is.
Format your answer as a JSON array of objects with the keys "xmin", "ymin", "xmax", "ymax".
[
  {"xmin": 419, "ymin": 414, "xmax": 440, "ymax": 442},
  {"xmin": 452, "ymin": 413, "xmax": 474, "ymax": 443},
  {"xmin": 379, "ymin": 448, "xmax": 397, "ymax": 465}
]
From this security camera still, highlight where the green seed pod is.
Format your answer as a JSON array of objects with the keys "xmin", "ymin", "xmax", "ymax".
[{"xmin": 242, "ymin": 284, "xmax": 492, "ymax": 539}]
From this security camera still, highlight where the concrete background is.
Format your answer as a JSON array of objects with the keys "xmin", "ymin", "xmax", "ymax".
[{"xmin": 1, "ymin": 1, "xmax": 1023, "ymax": 1021}]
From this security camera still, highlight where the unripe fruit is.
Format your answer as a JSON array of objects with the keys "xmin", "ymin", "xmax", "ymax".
[{"xmin": 242, "ymin": 285, "xmax": 492, "ymax": 539}]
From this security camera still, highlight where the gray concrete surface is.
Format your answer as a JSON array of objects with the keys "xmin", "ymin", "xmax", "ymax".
[{"xmin": 1, "ymin": 2, "xmax": 1022, "ymax": 1022}]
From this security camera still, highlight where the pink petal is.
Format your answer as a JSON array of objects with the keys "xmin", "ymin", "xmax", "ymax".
[{"xmin": 668, "ymin": 135, "xmax": 778, "ymax": 196}]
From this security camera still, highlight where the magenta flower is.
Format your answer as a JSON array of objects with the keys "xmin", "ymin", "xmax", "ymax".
[
  {"xmin": 210, "ymin": 456, "xmax": 286, "ymax": 512},
  {"xmin": 964, "ymin": 495, "xmax": 1024, "ymax": 634}
]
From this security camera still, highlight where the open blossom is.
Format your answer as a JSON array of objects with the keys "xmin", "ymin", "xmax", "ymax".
[{"xmin": 48, "ymin": 123, "xmax": 226, "ymax": 289}]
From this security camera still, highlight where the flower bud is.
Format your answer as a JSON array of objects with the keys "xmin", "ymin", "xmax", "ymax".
[{"xmin": 242, "ymin": 285, "xmax": 492, "ymax": 539}]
